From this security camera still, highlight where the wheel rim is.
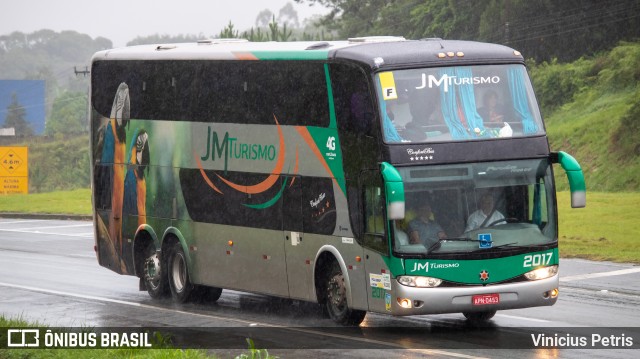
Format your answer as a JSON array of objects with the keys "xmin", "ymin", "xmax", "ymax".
[
  {"xmin": 144, "ymin": 252, "xmax": 161, "ymax": 290},
  {"xmin": 171, "ymin": 252, "xmax": 187, "ymax": 293},
  {"xmin": 327, "ymin": 272, "xmax": 347, "ymax": 317}
]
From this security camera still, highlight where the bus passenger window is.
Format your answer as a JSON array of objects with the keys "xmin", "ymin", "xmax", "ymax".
[
  {"xmin": 329, "ymin": 63, "xmax": 375, "ymax": 136},
  {"xmin": 364, "ymin": 187, "xmax": 384, "ymax": 235},
  {"xmin": 363, "ymin": 186, "xmax": 389, "ymax": 253}
]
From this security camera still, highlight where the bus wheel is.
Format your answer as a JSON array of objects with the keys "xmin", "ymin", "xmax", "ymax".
[
  {"xmin": 325, "ymin": 262, "xmax": 366, "ymax": 326},
  {"xmin": 142, "ymin": 242, "xmax": 169, "ymax": 299},
  {"xmin": 193, "ymin": 286, "xmax": 223, "ymax": 303},
  {"xmin": 463, "ymin": 310, "xmax": 497, "ymax": 323},
  {"xmin": 167, "ymin": 241, "xmax": 194, "ymax": 303}
]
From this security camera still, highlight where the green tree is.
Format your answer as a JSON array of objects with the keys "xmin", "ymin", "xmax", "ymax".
[
  {"xmin": 219, "ymin": 22, "xmax": 240, "ymax": 38},
  {"xmin": 3, "ymin": 93, "xmax": 33, "ymax": 136},
  {"xmin": 256, "ymin": 9, "xmax": 275, "ymax": 27},
  {"xmin": 46, "ymin": 91, "xmax": 88, "ymax": 135},
  {"xmin": 295, "ymin": 0, "xmax": 388, "ymax": 37},
  {"xmin": 127, "ymin": 33, "xmax": 203, "ymax": 46},
  {"xmin": 295, "ymin": 0, "xmax": 640, "ymax": 62}
]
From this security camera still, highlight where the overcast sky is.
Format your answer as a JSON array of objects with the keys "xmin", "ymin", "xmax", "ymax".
[{"xmin": 1, "ymin": 0, "xmax": 330, "ymax": 47}]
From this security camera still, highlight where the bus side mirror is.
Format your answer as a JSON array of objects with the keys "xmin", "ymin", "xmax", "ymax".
[
  {"xmin": 551, "ymin": 151, "xmax": 586, "ymax": 208},
  {"xmin": 385, "ymin": 182, "xmax": 405, "ymax": 220},
  {"xmin": 381, "ymin": 162, "xmax": 405, "ymax": 220}
]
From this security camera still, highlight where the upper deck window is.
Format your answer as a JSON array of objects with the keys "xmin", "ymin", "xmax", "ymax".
[
  {"xmin": 376, "ymin": 64, "xmax": 545, "ymax": 143},
  {"xmin": 91, "ymin": 60, "xmax": 330, "ymax": 127}
]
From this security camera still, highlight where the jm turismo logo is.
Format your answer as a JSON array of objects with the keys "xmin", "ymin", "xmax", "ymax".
[
  {"xmin": 415, "ymin": 73, "xmax": 501, "ymax": 92},
  {"xmin": 200, "ymin": 127, "xmax": 277, "ymax": 173},
  {"xmin": 410, "ymin": 262, "xmax": 429, "ymax": 273}
]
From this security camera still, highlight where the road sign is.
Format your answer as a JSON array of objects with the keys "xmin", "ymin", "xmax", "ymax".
[{"xmin": 0, "ymin": 147, "xmax": 28, "ymax": 194}]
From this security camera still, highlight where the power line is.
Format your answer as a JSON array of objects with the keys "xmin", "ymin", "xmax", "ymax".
[
  {"xmin": 0, "ymin": 94, "xmax": 87, "ymax": 116},
  {"xmin": 483, "ymin": 2, "xmax": 640, "ymax": 46}
]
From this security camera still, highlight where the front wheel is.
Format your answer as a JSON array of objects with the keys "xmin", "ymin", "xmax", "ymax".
[
  {"xmin": 462, "ymin": 310, "xmax": 497, "ymax": 323},
  {"xmin": 325, "ymin": 262, "xmax": 366, "ymax": 326},
  {"xmin": 167, "ymin": 241, "xmax": 195, "ymax": 303}
]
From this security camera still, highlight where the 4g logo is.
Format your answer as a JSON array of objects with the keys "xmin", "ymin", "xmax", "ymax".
[{"xmin": 326, "ymin": 136, "xmax": 336, "ymax": 151}]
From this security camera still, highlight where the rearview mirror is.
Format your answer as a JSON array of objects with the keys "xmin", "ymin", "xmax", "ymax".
[{"xmin": 551, "ymin": 151, "xmax": 586, "ymax": 208}]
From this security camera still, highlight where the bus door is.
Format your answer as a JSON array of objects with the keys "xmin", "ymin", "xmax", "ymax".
[
  {"xmin": 282, "ymin": 175, "xmax": 310, "ymax": 300},
  {"xmin": 360, "ymin": 170, "xmax": 393, "ymax": 313}
]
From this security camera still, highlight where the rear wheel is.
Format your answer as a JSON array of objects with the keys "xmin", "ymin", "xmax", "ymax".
[
  {"xmin": 325, "ymin": 262, "xmax": 366, "ymax": 326},
  {"xmin": 167, "ymin": 241, "xmax": 195, "ymax": 303},
  {"xmin": 463, "ymin": 310, "xmax": 497, "ymax": 323},
  {"xmin": 193, "ymin": 286, "xmax": 223, "ymax": 303},
  {"xmin": 142, "ymin": 242, "xmax": 169, "ymax": 299}
]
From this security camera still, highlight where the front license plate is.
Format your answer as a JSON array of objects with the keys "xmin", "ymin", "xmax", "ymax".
[{"xmin": 472, "ymin": 293, "xmax": 500, "ymax": 305}]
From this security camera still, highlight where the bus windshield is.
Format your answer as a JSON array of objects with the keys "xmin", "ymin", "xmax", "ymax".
[
  {"xmin": 376, "ymin": 64, "xmax": 545, "ymax": 143},
  {"xmin": 392, "ymin": 158, "xmax": 557, "ymax": 255}
]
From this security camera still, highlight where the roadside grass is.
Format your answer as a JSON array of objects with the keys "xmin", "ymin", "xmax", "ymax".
[
  {"xmin": 1, "ymin": 189, "xmax": 638, "ymax": 264},
  {"xmin": 557, "ymin": 191, "xmax": 640, "ymax": 264},
  {"xmin": 0, "ymin": 188, "xmax": 91, "ymax": 215}
]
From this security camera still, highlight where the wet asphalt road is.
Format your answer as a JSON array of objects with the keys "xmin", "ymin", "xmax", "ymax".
[{"xmin": 1, "ymin": 218, "xmax": 639, "ymax": 358}]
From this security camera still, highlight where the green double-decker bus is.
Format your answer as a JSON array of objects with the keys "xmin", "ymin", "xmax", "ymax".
[{"xmin": 90, "ymin": 37, "xmax": 585, "ymax": 325}]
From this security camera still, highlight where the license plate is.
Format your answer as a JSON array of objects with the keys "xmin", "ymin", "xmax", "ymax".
[{"xmin": 472, "ymin": 293, "xmax": 500, "ymax": 305}]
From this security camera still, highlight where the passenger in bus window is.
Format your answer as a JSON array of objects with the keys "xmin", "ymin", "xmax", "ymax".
[
  {"xmin": 404, "ymin": 91, "xmax": 444, "ymax": 141},
  {"xmin": 478, "ymin": 90, "xmax": 506, "ymax": 126},
  {"xmin": 407, "ymin": 200, "xmax": 446, "ymax": 247},
  {"xmin": 465, "ymin": 193, "xmax": 505, "ymax": 231}
]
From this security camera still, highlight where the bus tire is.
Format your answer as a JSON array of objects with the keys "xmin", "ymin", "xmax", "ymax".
[
  {"xmin": 463, "ymin": 310, "xmax": 497, "ymax": 323},
  {"xmin": 325, "ymin": 262, "xmax": 366, "ymax": 326},
  {"xmin": 167, "ymin": 241, "xmax": 195, "ymax": 303},
  {"xmin": 141, "ymin": 241, "xmax": 169, "ymax": 299},
  {"xmin": 193, "ymin": 286, "xmax": 223, "ymax": 303}
]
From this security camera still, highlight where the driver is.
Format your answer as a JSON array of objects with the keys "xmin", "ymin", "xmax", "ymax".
[
  {"xmin": 408, "ymin": 200, "xmax": 446, "ymax": 248},
  {"xmin": 465, "ymin": 193, "xmax": 505, "ymax": 231}
]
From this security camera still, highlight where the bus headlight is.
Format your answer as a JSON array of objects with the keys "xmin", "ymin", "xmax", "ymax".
[
  {"xmin": 524, "ymin": 265, "xmax": 558, "ymax": 280},
  {"xmin": 398, "ymin": 276, "xmax": 442, "ymax": 288}
]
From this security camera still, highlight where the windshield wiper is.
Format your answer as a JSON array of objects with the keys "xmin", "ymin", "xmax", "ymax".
[
  {"xmin": 468, "ymin": 242, "xmax": 520, "ymax": 253},
  {"xmin": 427, "ymin": 237, "xmax": 480, "ymax": 253}
]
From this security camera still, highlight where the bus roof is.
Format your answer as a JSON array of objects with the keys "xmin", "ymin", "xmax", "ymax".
[{"xmin": 91, "ymin": 37, "xmax": 524, "ymax": 70}]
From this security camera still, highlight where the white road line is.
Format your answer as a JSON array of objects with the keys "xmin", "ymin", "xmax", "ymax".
[
  {"xmin": 13, "ymin": 223, "xmax": 93, "ymax": 230},
  {"xmin": 0, "ymin": 219, "xmax": 48, "ymax": 225},
  {"xmin": 560, "ymin": 267, "xmax": 640, "ymax": 282},
  {"xmin": 0, "ymin": 281, "xmax": 486, "ymax": 358},
  {"xmin": 495, "ymin": 313, "xmax": 550, "ymax": 323},
  {"xmin": 0, "ymin": 228, "xmax": 92, "ymax": 238}
]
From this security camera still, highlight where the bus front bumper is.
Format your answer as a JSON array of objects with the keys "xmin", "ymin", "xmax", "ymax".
[{"xmin": 389, "ymin": 275, "xmax": 559, "ymax": 315}]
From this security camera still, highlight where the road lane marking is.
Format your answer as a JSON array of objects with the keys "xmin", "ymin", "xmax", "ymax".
[
  {"xmin": 0, "ymin": 228, "xmax": 92, "ymax": 238},
  {"xmin": 0, "ymin": 281, "xmax": 486, "ymax": 358},
  {"xmin": 13, "ymin": 223, "xmax": 93, "ymax": 230},
  {"xmin": 560, "ymin": 267, "xmax": 640, "ymax": 282},
  {"xmin": 0, "ymin": 220, "xmax": 48, "ymax": 225},
  {"xmin": 495, "ymin": 314, "xmax": 550, "ymax": 323}
]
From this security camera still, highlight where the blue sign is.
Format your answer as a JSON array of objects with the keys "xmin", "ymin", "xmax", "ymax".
[
  {"xmin": 478, "ymin": 233, "xmax": 493, "ymax": 248},
  {"xmin": 0, "ymin": 80, "xmax": 46, "ymax": 135}
]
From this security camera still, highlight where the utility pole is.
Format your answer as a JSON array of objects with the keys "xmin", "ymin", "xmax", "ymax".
[
  {"xmin": 504, "ymin": 0, "xmax": 511, "ymax": 45},
  {"xmin": 74, "ymin": 66, "xmax": 90, "ymax": 77}
]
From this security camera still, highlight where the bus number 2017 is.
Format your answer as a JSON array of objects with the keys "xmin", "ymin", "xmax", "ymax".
[{"xmin": 523, "ymin": 253, "xmax": 553, "ymax": 267}]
